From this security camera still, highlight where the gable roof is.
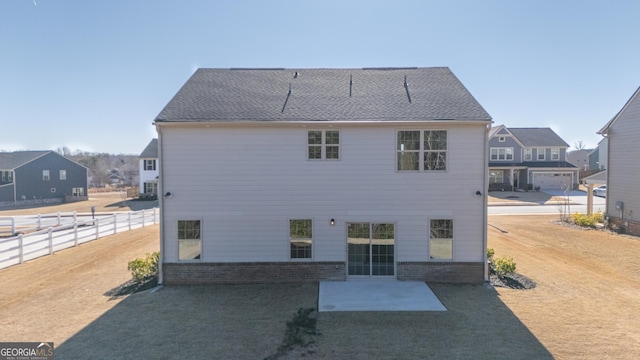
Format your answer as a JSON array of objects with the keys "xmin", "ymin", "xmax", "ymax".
[
  {"xmin": 154, "ymin": 67, "xmax": 492, "ymax": 123},
  {"xmin": 507, "ymin": 128, "xmax": 569, "ymax": 147},
  {"xmin": 598, "ymin": 86, "xmax": 640, "ymax": 135},
  {"xmin": 140, "ymin": 139, "xmax": 158, "ymax": 158},
  {"xmin": 0, "ymin": 151, "xmax": 50, "ymax": 170}
]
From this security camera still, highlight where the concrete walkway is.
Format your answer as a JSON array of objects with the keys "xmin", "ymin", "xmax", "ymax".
[{"xmin": 318, "ymin": 280, "xmax": 447, "ymax": 312}]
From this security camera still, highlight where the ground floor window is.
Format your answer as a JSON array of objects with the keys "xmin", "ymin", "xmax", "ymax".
[
  {"xmin": 72, "ymin": 187, "xmax": 85, "ymax": 197},
  {"xmin": 489, "ymin": 170, "xmax": 503, "ymax": 184},
  {"xmin": 429, "ymin": 219, "xmax": 453, "ymax": 260},
  {"xmin": 144, "ymin": 182, "xmax": 158, "ymax": 194},
  {"xmin": 178, "ymin": 220, "xmax": 201, "ymax": 261},
  {"xmin": 289, "ymin": 219, "xmax": 312, "ymax": 259}
]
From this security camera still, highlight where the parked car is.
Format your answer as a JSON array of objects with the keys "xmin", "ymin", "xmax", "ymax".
[{"xmin": 593, "ymin": 185, "xmax": 607, "ymax": 198}]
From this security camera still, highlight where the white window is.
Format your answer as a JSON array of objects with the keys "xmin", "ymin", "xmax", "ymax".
[
  {"xmin": 430, "ymin": 219, "xmax": 453, "ymax": 260},
  {"xmin": 498, "ymin": 136, "xmax": 506, "ymax": 142},
  {"xmin": 43, "ymin": 170, "xmax": 50, "ymax": 181},
  {"xmin": 289, "ymin": 219, "xmax": 312, "ymax": 259},
  {"xmin": 144, "ymin": 159, "xmax": 156, "ymax": 171},
  {"xmin": 397, "ymin": 130, "xmax": 447, "ymax": 171},
  {"xmin": 490, "ymin": 148, "xmax": 513, "ymax": 161},
  {"xmin": 524, "ymin": 148, "xmax": 532, "ymax": 161},
  {"xmin": 0, "ymin": 171, "xmax": 13, "ymax": 182},
  {"xmin": 551, "ymin": 148, "xmax": 560, "ymax": 160},
  {"xmin": 59, "ymin": 170, "xmax": 66, "ymax": 180},
  {"xmin": 489, "ymin": 170, "xmax": 503, "ymax": 184},
  {"xmin": 308, "ymin": 130, "xmax": 340, "ymax": 160},
  {"xmin": 537, "ymin": 148, "xmax": 546, "ymax": 160},
  {"xmin": 72, "ymin": 187, "xmax": 85, "ymax": 197},
  {"xmin": 178, "ymin": 220, "xmax": 201, "ymax": 261},
  {"xmin": 144, "ymin": 182, "xmax": 157, "ymax": 194}
]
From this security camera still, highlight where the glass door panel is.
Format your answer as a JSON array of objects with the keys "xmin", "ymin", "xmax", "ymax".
[
  {"xmin": 347, "ymin": 223, "xmax": 395, "ymax": 277},
  {"xmin": 348, "ymin": 223, "xmax": 370, "ymax": 276},
  {"xmin": 372, "ymin": 224, "xmax": 395, "ymax": 276}
]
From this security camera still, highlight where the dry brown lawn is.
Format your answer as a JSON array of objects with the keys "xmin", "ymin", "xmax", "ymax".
[{"xmin": 1, "ymin": 212, "xmax": 639, "ymax": 359}]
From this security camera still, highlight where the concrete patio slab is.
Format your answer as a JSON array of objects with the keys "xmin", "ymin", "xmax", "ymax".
[{"xmin": 318, "ymin": 280, "xmax": 447, "ymax": 312}]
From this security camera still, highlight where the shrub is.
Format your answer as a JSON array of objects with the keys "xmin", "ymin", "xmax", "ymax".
[
  {"xmin": 127, "ymin": 252, "xmax": 159, "ymax": 282},
  {"xmin": 494, "ymin": 256, "xmax": 516, "ymax": 276},
  {"xmin": 571, "ymin": 211, "xmax": 604, "ymax": 228},
  {"xmin": 487, "ymin": 248, "xmax": 495, "ymax": 266}
]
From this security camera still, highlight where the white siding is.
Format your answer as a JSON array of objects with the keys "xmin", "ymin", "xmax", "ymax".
[
  {"xmin": 606, "ymin": 94, "xmax": 640, "ymax": 222},
  {"xmin": 160, "ymin": 122, "xmax": 487, "ymax": 264}
]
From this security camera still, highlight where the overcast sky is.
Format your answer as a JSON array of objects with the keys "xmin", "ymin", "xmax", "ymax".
[{"xmin": 1, "ymin": 0, "xmax": 639, "ymax": 154}]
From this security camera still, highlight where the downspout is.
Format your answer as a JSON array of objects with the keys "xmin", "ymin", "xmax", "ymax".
[
  {"xmin": 12, "ymin": 169, "xmax": 16, "ymax": 203},
  {"xmin": 156, "ymin": 124, "xmax": 165, "ymax": 285},
  {"xmin": 483, "ymin": 123, "xmax": 490, "ymax": 282}
]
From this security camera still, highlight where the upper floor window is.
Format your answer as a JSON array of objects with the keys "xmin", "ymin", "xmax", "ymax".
[
  {"xmin": 397, "ymin": 130, "xmax": 447, "ymax": 171},
  {"xmin": 537, "ymin": 148, "xmax": 546, "ymax": 161},
  {"xmin": 550, "ymin": 148, "xmax": 560, "ymax": 160},
  {"xmin": 43, "ymin": 170, "xmax": 50, "ymax": 181},
  {"xmin": 308, "ymin": 130, "xmax": 340, "ymax": 160},
  {"xmin": 490, "ymin": 148, "xmax": 513, "ymax": 161},
  {"xmin": 0, "ymin": 171, "xmax": 12, "ymax": 182},
  {"xmin": 498, "ymin": 136, "xmax": 506, "ymax": 142},
  {"xmin": 59, "ymin": 170, "xmax": 66, "ymax": 180},
  {"xmin": 144, "ymin": 159, "xmax": 157, "ymax": 171},
  {"xmin": 524, "ymin": 148, "xmax": 532, "ymax": 161}
]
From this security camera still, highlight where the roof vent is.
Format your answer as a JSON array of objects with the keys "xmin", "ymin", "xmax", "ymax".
[{"xmin": 293, "ymin": 71, "xmax": 299, "ymax": 78}]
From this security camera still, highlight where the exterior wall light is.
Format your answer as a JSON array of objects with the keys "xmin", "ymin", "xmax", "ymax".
[
  {"xmin": 474, "ymin": 191, "xmax": 482, "ymax": 197},
  {"xmin": 330, "ymin": 218, "xmax": 335, "ymax": 225},
  {"xmin": 164, "ymin": 192, "xmax": 172, "ymax": 198}
]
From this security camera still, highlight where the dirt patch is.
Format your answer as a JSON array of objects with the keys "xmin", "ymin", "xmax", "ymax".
[{"xmin": 0, "ymin": 192, "xmax": 156, "ymax": 216}]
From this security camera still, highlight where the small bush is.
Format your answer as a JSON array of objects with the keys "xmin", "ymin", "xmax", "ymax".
[
  {"xmin": 494, "ymin": 256, "xmax": 516, "ymax": 276},
  {"xmin": 127, "ymin": 252, "xmax": 159, "ymax": 282},
  {"xmin": 487, "ymin": 248, "xmax": 495, "ymax": 266},
  {"xmin": 571, "ymin": 212, "xmax": 604, "ymax": 228}
]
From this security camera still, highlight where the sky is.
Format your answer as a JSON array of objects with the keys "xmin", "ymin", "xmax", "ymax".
[{"xmin": 1, "ymin": 0, "xmax": 639, "ymax": 154}]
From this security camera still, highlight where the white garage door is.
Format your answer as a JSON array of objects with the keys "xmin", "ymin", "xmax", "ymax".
[{"xmin": 532, "ymin": 173, "xmax": 572, "ymax": 190}]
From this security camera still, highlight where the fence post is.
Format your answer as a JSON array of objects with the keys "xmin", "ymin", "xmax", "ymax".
[
  {"xmin": 37, "ymin": 214, "xmax": 41, "ymax": 230},
  {"xmin": 73, "ymin": 211, "xmax": 77, "ymax": 223},
  {"xmin": 113, "ymin": 214, "xmax": 117, "ymax": 234},
  {"xmin": 95, "ymin": 218, "xmax": 100, "ymax": 240},
  {"xmin": 128, "ymin": 212, "xmax": 132, "ymax": 231},
  {"xmin": 142, "ymin": 209, "xmax": 146, "ymax": 227},
  {"xmin": 153, "ymin": 208, "xmax": 157, "ymax": 224},
  {"xmin": 11, "ymin": 217, "xmax": 15, "ymax": 236},
  {"xmin": 48, "ymin": 227, "xmax": 53, "ymax": 255},
  {"xmin": 74, "ymin": 222, "xmax": 78, "ymax": 247},
  {"xmin": 18, "ymin": 234, "xmax": 24, "ymax": 264},
  {"xmin": 57, "ymin": 212, "xmax": 61, "ymax": 226}
]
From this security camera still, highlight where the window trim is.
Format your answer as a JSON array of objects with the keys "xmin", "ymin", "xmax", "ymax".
[
  {"xmin": 498, "ymin": 136, "xmax": 506, "ymax": 142},
  {"xmin": 307, "ymin": 130, "xmax": 340, "ymax": 161},
  {"xmin": 537, "ymin": 148, "xmax": 546, "ymax": 161},
  {"xmin": 550, "ymin": 148, "xmax": 560, "ymax": 161},
  {"xmin": 524, "ymin": 148, "xmax": 532, "ymax": 161},
  {"xmin": 59, "ymin": 169, "xmax": 67, "ymax": 180},
  {"xmin": 396, "ymin": 130, "xmax": 448, "ymax": 172},
  {"xmin": 490, "ymin": 147, "xmax": 514, "ymax": 161},
  {"xmin": 428, "ymin": 218, "xmax": 454, "ymax": 261},
  {"xmin": 144, "ymin": 159, "xmax": 157, "ymax": 171},
  {"xmin": 177, "ymin": 219, "xmax": 202, "ymax": 262},
  {"xmin": 289, "ymin": 218, "xmax": 313, "ymax": 260},
  {"xmin": 43, "ymin": 170, "xmax": 50, "ymax": 181}
]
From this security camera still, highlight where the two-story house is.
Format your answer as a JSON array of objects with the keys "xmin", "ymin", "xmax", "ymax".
[
  {"xmin": 598, "ymin": 86, "xmax": 640, "ymax": 235},
  {"xmin": 488, "ymin": 126, "xmax": 578, "ymax": 191},
  {"xmin": 138, "ymin": 138, "xmax": 158, "ymax": 198},
  {"xmin": 153, "ymin": 67, "xmax": 492, "ymax": 285},
  {"xmin": 0, "ymin": 151, "xmax": 88, "ymax": 206}
]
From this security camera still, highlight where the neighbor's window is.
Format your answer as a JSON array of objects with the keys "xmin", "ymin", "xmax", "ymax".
[
  {"xmin": 144, "ymin": 159, "xmax": 156, "ymax": 171},
  {"xmin": 42, "ymin": 170, "xmax": 50, "ymax": 181},
  {"xmin": 0, "ymin": 171, "xmax": 13, "ymax": 182},
  {"xmin": 490, "ymin": 148, "xmax": 513, "ymax": 161},
  {"xmin": 59, "ymin": 170, "xmax": 66, "ymax": 180},
  {"xmin": 72, "ymin": 187, "xmax": 85, "ymax": 197},
  {"xmin": 397, "ymin": 130, "xmax": 447, "ymax": 171},
  {"xmin": 524, "ymin": 148, "xmax": 532, "ymax": 161},
  {"xmin": 178, "ymin": 220, "xmax": 201, "ymax": 261},
  {"xmin": 498, "ymin": 136, "xmax": 506, "ymax": 142},
  {"xmin": 289, "ymin": 219, "xmax": 312, "ymax": 259},
  {"xmin": 537, "ymin": 148, "xmax": 546, "ymax": 161},
  {"xmin": 308, "ymin": 130, "xmax": 340, "ymax": 160},
  {"xmin": 551, "ymin": 148, "xmax": 560, "ymax": 160},
  {"xmin": 429, "ymin": 219, "xmax": 453, "ymax": 260},
  {"xmin": 489, "ymin": 170, "xmax": 503, "ymax": 184}
]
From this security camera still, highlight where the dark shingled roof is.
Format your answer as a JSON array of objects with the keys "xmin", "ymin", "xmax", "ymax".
[
  {"xmin": 508, "ymin": 128, "xmax": 569, "ymax": 147},
  {"xmin": 154, "ymin": 67, "xmax": 492, "ymax": 123},
  {"xmin": 139, "ymin": 139, "xmax": 158, "ymax": 158},
  {"xmin": 0, "ymin": 151, "xmax": 50, "ymax": 170}
]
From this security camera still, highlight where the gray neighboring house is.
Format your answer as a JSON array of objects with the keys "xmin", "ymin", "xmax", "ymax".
[
  {"xmin": 488, "ymin": 125, "xmax": 579, "ymax": 191},
  {"xmin": 0, "ymin": 151, "xmax": 88, "ymax": 205},
  {"xmin": 588, "ymin": 137, "xmax": 608, "ymax": 171},
  {"xmin": 597, "ymin": 86, "xmax": 640, "ymax": 236},
  {"xmin": 138, "ymin": 139, "xmax": 159, "ymax": 197}
]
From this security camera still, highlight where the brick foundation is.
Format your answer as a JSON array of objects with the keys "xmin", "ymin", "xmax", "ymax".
[
  {"xmin": 162, "ymin": 262, "xmax": 346, "ymax": 285},
  {"xmin": 397, "ymin": 262, "xmax": 485, "ymax": 283},
  {"xmin": 609, "ymin": 217, "xmax": 640, "ymax": 237}
]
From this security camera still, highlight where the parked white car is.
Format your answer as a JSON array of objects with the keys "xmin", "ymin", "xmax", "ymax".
[{"xmin": 593, "ymin": 185, "xmax": 607, "ymax": 198}]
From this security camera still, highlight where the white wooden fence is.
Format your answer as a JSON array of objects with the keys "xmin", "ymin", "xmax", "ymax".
[{"xmin": 0, "ymin": 208, "xmax": 158, "ymax": 270}]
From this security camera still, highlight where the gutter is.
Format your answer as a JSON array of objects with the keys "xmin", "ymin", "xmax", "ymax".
[
  {"xmin": 156, "ymin": 125, "xmax": 165, "ymax": 285},
  {"xmin": 483, "ymin": 123, "xmax": 491, "ymax": 282}
]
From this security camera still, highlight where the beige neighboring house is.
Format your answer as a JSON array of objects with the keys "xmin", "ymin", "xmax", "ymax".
[{"xmin": 598, "ymin": 86, "xmax": 640, "ymax": 235}]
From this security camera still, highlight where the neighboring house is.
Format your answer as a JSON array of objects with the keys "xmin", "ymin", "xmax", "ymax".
[
  {"xmin": 153, "ymin": 67, "xmax": 492, "ymax": 285},
  {"xmin": 597, "ymin": 86, "xmax": 640, "ymax": 236},
  {"xmin": 0, "ymin": 151, "xmax": 88, "ymax": 205},
  {"xmin": 139, "ymin": 138, "xmax": 158, "ymax": 197},
  {"xmin": 588, "ymin": 137, "xmax": 608, "ymax": 171},
  {"xmin": 488, "ymin": 126, "xmax": 579, "ymax": 191},
  {"xmin": 566, "ymin": 149, "xmax": 592, "ymax": 171}
]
